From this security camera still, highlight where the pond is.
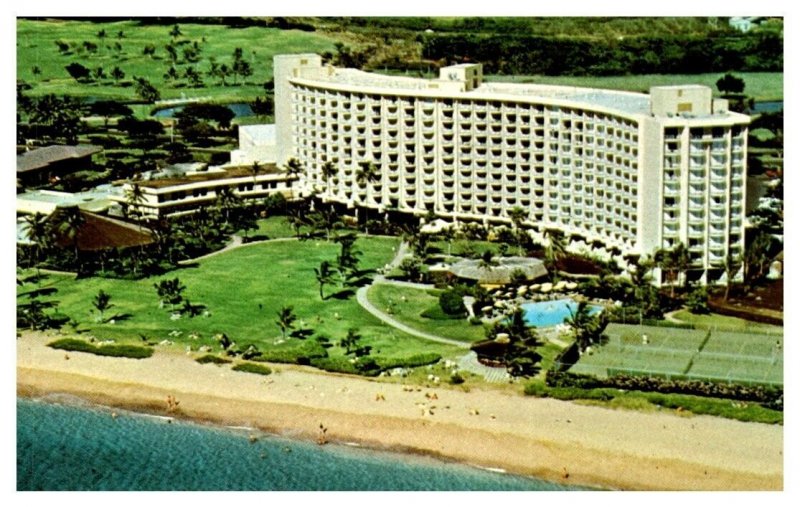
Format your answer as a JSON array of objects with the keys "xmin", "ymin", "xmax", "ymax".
[
  {"xmin": 521, "ymin": 299, "xmax": 602, "ymax": 328},
  {"xmin": 152, "ymin": 102, "xmax": 255, "ymax": 118},
  {"xmin": 750, "ymin": 101, "xmax": 783, "ymax": 114}
]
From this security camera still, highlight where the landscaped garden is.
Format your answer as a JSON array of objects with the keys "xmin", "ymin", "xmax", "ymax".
[
  {"xmin": 366, "ymin": 283, "xmax": 487, "ymax": 343},
  {"xmin": 21, "ymin": 235, "xmax": 466, "ymax": 372}
]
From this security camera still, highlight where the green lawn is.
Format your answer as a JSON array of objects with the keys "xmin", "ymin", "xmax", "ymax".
[
  {"xmin": 486, "ymin": 72, "xmax": 784, "ymax": 101},
  {"xmin": 238, "ymin": 216, "xmax": 296, "ymax": 240},
  {"xmin": 17, "ymin": 19, "xmax": 339, "ymax": 102},
  {"xmin": 367, "ymin": 283, "xmax": 488, "ymax": 343},
  {"xmin": 23, "ymin": 236, "xmax": 464, "ymax": 363},
  {"xmin": 671, "ymin": 310, "xmax": 783, "ymax": 335}
]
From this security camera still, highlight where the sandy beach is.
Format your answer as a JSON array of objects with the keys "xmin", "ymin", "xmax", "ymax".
[{"xmin": 17, "ymin": 331, "xmax": 782, "ymax": 491}]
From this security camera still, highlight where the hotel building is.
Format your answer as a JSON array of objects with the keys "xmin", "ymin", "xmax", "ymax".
[{"xmin": 274, "ymin": 54, "xmax": 750, "ymax": 284}]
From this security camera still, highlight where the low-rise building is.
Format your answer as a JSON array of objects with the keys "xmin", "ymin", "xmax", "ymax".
[
  {"xmin": 111, "ymin": 164, "xmax": 295, "ymax": 219},
  {"xmin": 16, "ymin": 145, "xmax": 102, "ymax": 188}
]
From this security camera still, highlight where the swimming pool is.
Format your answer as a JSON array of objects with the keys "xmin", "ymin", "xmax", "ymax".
[{"xmin": 521, "ymin": 299, "xmax": 602, "ymax": 327}]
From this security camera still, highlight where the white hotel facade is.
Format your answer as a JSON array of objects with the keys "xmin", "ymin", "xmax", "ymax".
[{"xmin": 274, "ymin": 54, "xmax": 750, "ymax": 284}]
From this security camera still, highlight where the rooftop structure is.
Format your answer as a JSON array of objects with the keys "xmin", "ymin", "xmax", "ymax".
[
  {"xmin": 447, "ymin": 257, "xmax": 548, "ymax": 285},
  {"xmin": 110, "ymin": 164, "xmax": 295, "ymax": 219},
  {"xmin": 16, "ymin": 188, "xmax": 120, "ymax": 216},
  {"xmin": 274, "ymin": 54, "xmax": 750, "ymax": 286},
  {"xmin": 229, "ymin": 124, "xmax": 277, "ymax": 166},
  {"xmin": 48, "ymin": 208, "xmax": 154, "ymax": 252},
  {"xmin": 17, "ymin": 145, "xmax": 102, "ymax": 187}
]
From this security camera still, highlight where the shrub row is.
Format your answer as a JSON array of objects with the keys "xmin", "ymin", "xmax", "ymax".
[
  {"xmin": 251, "ymin": 340, "xmax": 328, "ymax": 365},
  {"xmin": 310, "ymin": 356, "xmax": 381, "ymax": 377},
  {"xmin": 375, "ymin": 353, "xmax": 442, "ymax": 370},
  {"xmin": 232, "ymin": 362, "xmax": 272, "ymax": 376},
  {"xmin": 545, "ymin": 370, "xmax": 782, "ymax": 408},
  {"xmin": 48, "ymin": 339, "xmax": 153, "ymax": 359},
  {"xmin": 309, "ymin": 353, "xmax": 442, "ymax": 377},
  {"xmin": 195, "ymin": 354, "xmax": 231, "ymax": 365}
]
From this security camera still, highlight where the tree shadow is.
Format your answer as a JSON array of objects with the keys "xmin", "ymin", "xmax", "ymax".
[
  {"xmin": 106, "ymin": 312, "xmax": 133, "ymax": 323},
  {"xmin": 290, "ymin": 328, "xmax": 315, "ymax": 340},
  {"xmin": 329, "ymin": 289, "xmax": 355, "ymax": 300},
  {"xmin": 18, "ymin": 286, "xmax": 58, "ymax": 299},
  {"xmin": 346, "ymin": 276, "xmax": 374, "ymax": 288}
]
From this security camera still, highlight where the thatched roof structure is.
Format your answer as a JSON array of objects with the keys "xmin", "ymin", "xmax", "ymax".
[
  {"xmin": 448, "ymin": 256, "xmax": 547, "ymax": 285},
  {"xmin": 49, "ymin": 209, "xmax": 154, "ymax": 252}
]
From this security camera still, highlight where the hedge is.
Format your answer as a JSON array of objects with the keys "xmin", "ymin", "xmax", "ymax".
[
  {"xmin": 310, "ymin": 356, "xmax": 381, "ymax": 377},
  {"xmin": 251, "ymin": 340, "xmax": 328, "ymax": 365},
  {"xmin": 545, "ymin": 370, "xmax": 782, "ymax": 409},
  {"xmin": 48, "ymin": 339, "xmax": 153, "ymax": 359},
  {"xmin": 376, "ymin": 353, "xmax": 442, "ymax": 370},
  {"xmin": 232, "ymin": 362, "xmax": 272, "ymax": 376},
  {"xmin": 195, "ymin": 354, "xmax": 232, "ymax": 365}
]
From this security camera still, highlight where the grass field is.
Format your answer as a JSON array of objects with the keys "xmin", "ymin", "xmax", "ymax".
[
  {"xmin": 17, "ymin": 19, "xmax": 339, "ymax": 101},
  {"xmin": 671, "ymin": 309, "xmax": 783, "ymax": 335},
  {"xmin": 570, "ymin": 323, "xmax": 783, "ymax": 386},
  {"xmin": 367, "ymin": 284, "xmax": 487, "ymax": 343},
  {"xmin": 485, "ymin": 72, "xmax": 784, "ymax": 101},
  {"xmin": 22, "ymin": 236, "xmax": 465, "ymax": 363}
]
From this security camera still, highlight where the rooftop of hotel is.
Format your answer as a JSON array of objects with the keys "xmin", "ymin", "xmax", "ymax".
[
  {"xmin": 134, "ymin": 163, "xmax": 282, "ymax": 189},
  {"xmin": 294, "ymin": 67, "xmax": 655, "ymax": 115}
]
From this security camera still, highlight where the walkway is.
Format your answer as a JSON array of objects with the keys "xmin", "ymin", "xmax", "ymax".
[
  {"xmin": 355, "ymin": 240, "xmax": 512, "ymax": 382},
  {"xmin": 177, "ymin": 235, "xmax": 299, "ymax": 265},
  {"xmin": 355, "ymin": 282, "xmax": 469, "ymax": 349}
]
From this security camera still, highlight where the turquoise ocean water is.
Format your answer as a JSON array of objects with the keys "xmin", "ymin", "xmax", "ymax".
[{"xmin": 17, "ymin": 397, "xmax": 583, "ymax": 491}]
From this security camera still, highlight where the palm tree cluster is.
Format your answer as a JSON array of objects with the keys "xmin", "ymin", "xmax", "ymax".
[
  {"xmin": 476, "ymin": 308, "xmax": 543, "ymax": 378},
  {"xmin": 564, "ymin": 301, "xmax": 609, "ymax": 353}
]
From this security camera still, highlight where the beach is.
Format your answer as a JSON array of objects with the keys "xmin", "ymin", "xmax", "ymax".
[{"xmin": 17, "ymin": 331, "xmax": 783, "ymax": 491}]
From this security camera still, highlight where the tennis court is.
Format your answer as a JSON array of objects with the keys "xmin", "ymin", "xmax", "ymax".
[{"xmin": 570, "ymin": 323, "xmax": 783, "ymax": 386}]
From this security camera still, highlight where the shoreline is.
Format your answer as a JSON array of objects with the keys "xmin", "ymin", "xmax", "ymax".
[{"xmin": 17, "ymin": 331, "xmax": 783, "ymax": 491}]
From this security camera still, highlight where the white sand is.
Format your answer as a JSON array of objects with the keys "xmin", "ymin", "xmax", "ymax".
[{"xmin": 17, "ymin": 331, "xmax": 782, "ymax": 490}]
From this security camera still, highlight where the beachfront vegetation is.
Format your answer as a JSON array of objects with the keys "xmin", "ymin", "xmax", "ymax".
[
  {"xmin": 195, "ymin": 354, "xmax": 232, "ymax": 365},
  {"xmin": 523, "ymin": 381, "xmax": 782, "ymax": 425},
  {"xmin": 48, "ymin": 338, "xmax": 154, "ymax": 359},
  {"xmin": 26, "ymin": 236, "xmax": 463, "ymax": 371},
  {"xmin": 232, "ymin": 362, "xmax": 273, "ymax": 376}
]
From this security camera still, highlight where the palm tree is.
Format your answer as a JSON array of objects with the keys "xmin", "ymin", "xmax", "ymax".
[
  {"xmin": 311, "ymin": 205, "xmax": 341, "ymax": 241},
  {"xmin": 544, "ymin": 229, "xmax": 566, "ymax": 277},
  {"xmin": 743, "ymin": 231, "xmax": 774, "ymax": 287},
  {"xmin": 124, "ymin": 183, "xmax": 147, "ymax": 223},
  {"xmin": 320, "ymin": 161, "xmax": 337, "ymax": 193},
  {"xmin": 478, "ymin": 249, "xmax": 498, "ymax": 271},
  {"xmin": 214, "ymin": 187, "xmax": 242, "ymax": 227},
  {"xmin": 722, "ymin": 252, "xmax": 742, "ymax": 301},
  {"xmin": 275, "ymin": 305, "xmax": 297, "ymax": 340},
  {"xmin": 154, "ymin": 277, "xmax": 186, "ymax": 311},
  {"xmin": 507, "ymin": 206, "xmax": 528, "ymax": 255},
  {"xmin": 655, "ymin": 242, "xmax": 689, "ymax": 298},
  {"xmin": 565, "ymin": 301, "xmax": 609, "ymax": 353},
  {"xmin": 285, "ymin": 157, "xmax": 303, "ymax": 179},
  {"xmin": 250, "ymin": 161, "xmax": 262, "ymax": 183},
  {"xmin": 285, "ymin": 205, "xmax": 308, "ymax": 238},
  {"xmin": 23, "ymin": 212, "xmax": 50, "ymax": 272},
  {"xmin": 50, "ymin": 206, "xmax": 85, "ymax": 269},
  {"xmin": 356, "ymin": 161, "xmax": 380, "ymax": 232},
  {"xmin": 314, "ymin": 260, "xmax": 334, "ymax": 300},
  {"xmin": 92, "ymin": 289, "xmax": 113, "ymax": 322}
]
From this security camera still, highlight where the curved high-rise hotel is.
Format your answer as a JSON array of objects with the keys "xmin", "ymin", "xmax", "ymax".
[{"xmin": 274, "ymin": 54, "xmax": 749, "ymax": 284}]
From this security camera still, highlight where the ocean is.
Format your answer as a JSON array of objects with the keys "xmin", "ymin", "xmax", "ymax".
[{"xmin": 17, "ymin": 397, "xmax": 583, "ymax": 491}]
